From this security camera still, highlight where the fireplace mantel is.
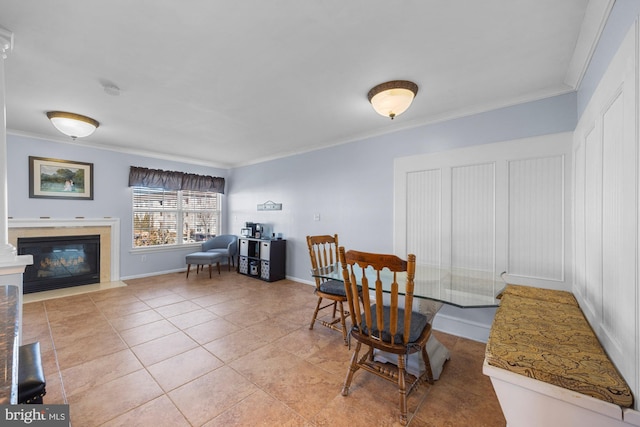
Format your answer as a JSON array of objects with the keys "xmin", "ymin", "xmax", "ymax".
[{"xmin": 8, "ymin": 218, "xmax": 120, "ymax": 283}]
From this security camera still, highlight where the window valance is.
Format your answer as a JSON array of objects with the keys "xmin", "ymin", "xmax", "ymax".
[{"xmin": 128, "ymin": 166, "xmax": 225, "ymax": 194}]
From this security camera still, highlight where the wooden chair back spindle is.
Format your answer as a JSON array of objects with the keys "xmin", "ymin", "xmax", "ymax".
[
  {"xmin": 338, "ymin": 246, "xmax": 431, "ymax": 426},
  {"xmin": 306, "ymin": 234, "xmax": 349, "ymax": 344}
]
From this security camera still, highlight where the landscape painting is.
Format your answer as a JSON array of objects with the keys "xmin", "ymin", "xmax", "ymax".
[{"xmin": 29, "ymin": 156, "xmax": 94, "ymax": 200}]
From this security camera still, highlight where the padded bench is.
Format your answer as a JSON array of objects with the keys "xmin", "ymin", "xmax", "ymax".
[
  {"xmin": 18, "ymin": 342, "xmax": 46, "ymax": 404},
  {"xmin": 484, "ymin": 284, "xmax": 637, "ymax": 426},
  {"xmin": 185, "ymin": 251, "xmax": 223, "ymax": 279}
]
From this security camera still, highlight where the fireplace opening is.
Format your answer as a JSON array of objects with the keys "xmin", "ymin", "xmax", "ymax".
[{"xmin": 18, "ymin": 235, "xmax": 100, "ymax": 294}]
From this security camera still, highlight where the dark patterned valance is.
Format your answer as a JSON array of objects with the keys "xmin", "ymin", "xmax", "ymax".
[
  {"xmin": 128, "ymin": 166, "xmax": 225, "ymax": 194},
  {"xmin": 181, "ymin": 173, "xmax": 225, "ymax": 193}
]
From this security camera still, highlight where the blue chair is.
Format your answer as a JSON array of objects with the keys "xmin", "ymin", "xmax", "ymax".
[{"xmin": 203, "ymin": 235, "xmax": 238, "ymax": 271}]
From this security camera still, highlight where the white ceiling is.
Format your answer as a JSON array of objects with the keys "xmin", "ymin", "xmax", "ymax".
[{"xmin": 0, "ymin": 1, "xmax": 610, "ymax": 168}]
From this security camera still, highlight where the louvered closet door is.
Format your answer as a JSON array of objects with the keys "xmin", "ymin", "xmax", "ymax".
[
  {"xmin": 508, "ymin": 156, "xmax": 564, "ymax": 281},
  {"xmin": 450, "ymin": 162, "xmax": 495, "ymax": 271},
  {"xmin": 406, "ymin": 169, "xmax": 441, "ymax": 266}
]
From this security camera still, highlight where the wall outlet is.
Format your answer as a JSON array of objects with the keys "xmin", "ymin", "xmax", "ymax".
[
  {"xmin": 141, "ymin": 255, "xmax": 147, "ymax": 262},
  {"xmin": 313, "ymin": 213, "xmax": 320, "ymax": 221}
]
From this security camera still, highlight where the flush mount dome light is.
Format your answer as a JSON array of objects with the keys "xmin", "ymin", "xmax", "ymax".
[
  {"xmin": 46, "ymin": 111, "xmax": 99, "ymax": 139},
  {"xmin": 367, "ymin": 80, "xmax": 418, "ymax": 120}
]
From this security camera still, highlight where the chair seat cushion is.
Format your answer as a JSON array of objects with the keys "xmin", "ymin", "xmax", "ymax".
[
  {"xmin": 207, "ymin": 248, "xmax": 231, "ymax": 256},
  {"xmin": 185, "ymin": 252, "xmax": 222, "ymax": 264},
  {"xmin": 318, "ymin": 279, "xmax": 347, "ymax": 296},
  {"xmin": 362, "ymin": 305, "xmax": 429, "ymax": 344}
]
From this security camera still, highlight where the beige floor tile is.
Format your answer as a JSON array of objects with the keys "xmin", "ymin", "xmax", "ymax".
[
  {"xmin": 49, "ymin": 317, "xmax": 115, "ymax": 348},
  {"xmin": 203, "ymin": 329, "xmax": 271, "ymax": 363},
  {"xmin": 206, "ymin": 298, "xmax": 252, "ymax": 317},
  {"xmin": 131, "ymin": 331, "xmax": 198, "ymax": 366},
  {"xmin": 91, "ymin": 293, "xmax": 141, "ymax": 309},
  {"xmin": 132, "ymin": 287, "xmax": 179, "ymax": 301},
  {"xmin": 54, "ymin": 331, "xmax": 128, "ymax": 370},
  {"xmin": 304, "ymin": 340, "xmax": 355, "ymax": 377},
  {"xmin": 243, "ymin": 318, "xmax": 301, "ymax": 342},
  {"xmin": 98, "ymin": 300, "xmax": 151, "ymax": 319},
  {"xmin": 119, "ymin": 319, "xmax": 179, "ymax": 347},
  {"xmin": 204, "ymin": 389, "xmax": 309, "ymax": 426},
  {"xmin": 45, "ymin": 306, "xmax": 102, "ymax": 325},
  {"xmin": 22, "ymin": 321, "xmax": 53, "ymax": 351},
  {"xmin": 190, "ymin": 290, "xmax": 245, "ymax": 307},
  {"xmin": 167, "ymin": 307, "xmax": 219, "ymax": 329},
  {"xmin": 311, "ymin": 381, "xmax": 408, "ymax": 426},
  {"xmin": 101, "ymin": 395, "xmax": 191, "ymax": 427},
  {"xmin": 39, "ymin": 347, "xmax": 59, "ymax": 383},
  {"xmin": 142, "ymin": 292, "xmax": 187, "ymax": 308},
  {"xmin": 259, "ymin": 359, "xmax": 343, "ymax": 419},
  {"xmin": 437, "ymin": 346, "xmax": 494, "ymax": 397},
  {"xmin": 173, "ymin": 286, "xmax": 219, "ymax": 300},
  {"xmin": 108, "ymin": 309, "xmax": 164, "ymax": 332},
  {"xmin": 223, "ymin": 307, "xmax": 274, "ymax": 327},
  {"xmin": 153, "ymin": 299, "xmax": 201, "ymax": 317},
  {"xmin": 19, "ymin": 272, "xmax": 505, "ymax": 426},
  {"xmin": 61, "ymin": 349, "xmax": 143, "ymax": 398},
  {"xmin": 168, "ymin": 366, "xmax": 257, "ymax": 426},
  {"xmin": 22, "ymin": 301, "xmax": 47, "ymax": 317},
  {"xmin": 229, "ymin": 343, "xmax": 300, "ymax": 386},
  {"xmin": 147, "ymin": 346, "xmax": 224, "ymax": 391},
  {"xmin": 274, "ymin": 326, "xmax": 342, "ymax": 359},
  {"xmin": 67, "ymin": 369, "xmax": 164, "ymax": 427},
  {"xmin": 42, "ymin": 372, "xmax": 66, "ymax": 405},
  {"xmin": 183, "ymin": 316, "xmax": 241, "ymax": 344},
  {"xmin": 413, "ymin": 380, "xmax": 505, "ymax": 427},
  {"xmin": 88, "ymin": 287, "xmax": 137, "ymax": 304}
]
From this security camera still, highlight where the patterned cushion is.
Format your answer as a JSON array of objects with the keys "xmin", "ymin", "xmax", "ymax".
[
  {"xmin": 496, "ymin": 284, "xmax": 578, "ymax": 306},
  {"xmin": 486, "ymin": 292, "xmax": 633, "ymax": 407},
  {"xmin": 362, "ymin": 305, "xmax": 429, "ymax": 344}
]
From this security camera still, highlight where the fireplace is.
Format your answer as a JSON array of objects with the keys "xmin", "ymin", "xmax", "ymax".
[{"xmin": 18, "ymin": 235, "xmax": 101, "ymax": 294}]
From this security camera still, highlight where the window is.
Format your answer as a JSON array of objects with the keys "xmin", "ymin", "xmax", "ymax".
[{"xmin": 132, "ymin": 187, "xmax": 220, "ymax": 248}]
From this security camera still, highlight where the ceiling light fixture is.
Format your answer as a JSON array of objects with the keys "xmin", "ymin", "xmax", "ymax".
[
  {"xmin": 46, "ymin": 111, "xmax": 99, "ymax": 139},
  {"xmin": 368, "ymin": 80, "xmax": 418, "ymax": 120}
]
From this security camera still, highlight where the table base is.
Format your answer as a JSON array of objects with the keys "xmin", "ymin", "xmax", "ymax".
[{"xmin": 373, "ymin": 334, "xmax": 451, "ymax": 380}]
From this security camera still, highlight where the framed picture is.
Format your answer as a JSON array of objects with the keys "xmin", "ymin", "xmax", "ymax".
[{"xmin": 29, "ymin": 156, "xmax": 94, "ymax": 200}]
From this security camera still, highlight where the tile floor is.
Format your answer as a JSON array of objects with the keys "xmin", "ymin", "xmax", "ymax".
[{"xmin": 22, "ymin": 270, "xmax": 506, "ymax": 426}]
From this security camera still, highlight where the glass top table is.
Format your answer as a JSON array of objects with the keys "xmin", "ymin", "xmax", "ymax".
[{"xmin": 311, "ymin": 263, "xmax": 504, "ymax": 308}]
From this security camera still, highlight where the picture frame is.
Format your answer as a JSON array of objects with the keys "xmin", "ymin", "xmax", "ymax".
[{"xmin": 29, "ymin": 156, "xmax": 94, "ymax": 200}]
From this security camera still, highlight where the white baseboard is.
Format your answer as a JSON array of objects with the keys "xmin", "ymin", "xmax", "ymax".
[
  {"xmin": 120, "ymin": 268, "xmax": 186, "ymax": 281},
  {"xmin": 432, "ymin": 309, "xmax": 495, "ymax": 343}
]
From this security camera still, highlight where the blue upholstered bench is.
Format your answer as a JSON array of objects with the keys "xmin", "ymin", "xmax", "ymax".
[{"xmin": 185, "ymin": 252, "xmax": 223, "ymax": 278}]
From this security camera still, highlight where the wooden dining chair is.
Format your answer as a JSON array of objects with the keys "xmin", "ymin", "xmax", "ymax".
[
  {"xmin": 306, "ymin": 234, "xmax": 349, "ymax": 345},
  {"xmin": 338, "ymin": 246, "xmax": 434, "ymax": 426}
]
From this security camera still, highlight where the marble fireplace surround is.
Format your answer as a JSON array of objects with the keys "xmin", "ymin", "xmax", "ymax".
[{"xmin": 8, "ymin": 218, "xmax": 120, "ymax": 284}]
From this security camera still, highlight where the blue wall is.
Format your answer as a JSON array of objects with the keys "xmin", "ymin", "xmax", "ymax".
[
  {"xmin": 6, "ymin": 93, "xmax": 576, "ymax": 284},
  {"xmin": 7, "ymin": 0, "xmax": 636, "ymax": 340},
  {"xmin": 7, "ymin": 134, "xmax": 228, "ymax": 278},
  {"xmin": 227, "ymin": 93, "xmax": 577, "ymax": 284}
]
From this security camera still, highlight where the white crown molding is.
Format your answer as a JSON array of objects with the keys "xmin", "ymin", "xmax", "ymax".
[{"xmin": 564, "ymin": 0, "xmax": 616, "ymax": 89}]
